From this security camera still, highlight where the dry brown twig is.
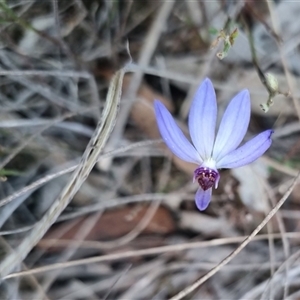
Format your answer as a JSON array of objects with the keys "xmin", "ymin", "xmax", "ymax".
[
  {"xmin": 105, "ymin": 1, "xmax": 175, "ymax": 170},
  {"xmin": 0, "ymin": 139, "xmax": 162, "ymax": 209},
  {"xmin": 4, "ymin": 231, "xmax": 300, "ymax": 280},
  {"xmin": 169, "ymin": 171, "xmax": 300, "ymax": 300},
  {"xmin": 0, "ymin": 68, "xmax": 126, "ymax": 279}
]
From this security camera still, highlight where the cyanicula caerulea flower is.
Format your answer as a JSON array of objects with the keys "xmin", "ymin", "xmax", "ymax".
[{"xmin": 154, "ymin": 78, "xmax": 273, "ymax": 211}]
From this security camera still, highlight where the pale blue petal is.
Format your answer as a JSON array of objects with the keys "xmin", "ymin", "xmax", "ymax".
[
  {"xmin": 213, "ymin": 90, "xmax": 250, "ymax": 160},
  {"xmin": 189, "ymin": 78, "xmax": 217, "ymax": 160},
  {"xmin": 195, "ymin": 188, "xmax": 212, "ymax": 211},
  {"xmin": 216, "ymin": 130, "xmax": 273, "ymax": 169},
  {"xmin": 154, "ymin": 100, "xmax": 202, "ymax": 164}
]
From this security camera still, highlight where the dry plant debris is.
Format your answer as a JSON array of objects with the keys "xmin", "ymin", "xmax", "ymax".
[{"xmin": 0, "ymin": 1, "xmax": 300, "ymax": 299}]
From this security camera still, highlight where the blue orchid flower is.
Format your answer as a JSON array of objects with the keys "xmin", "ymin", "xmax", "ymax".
[{"xmin": 154, "ymin": 78, "xmax": 273, "ymax": 211}]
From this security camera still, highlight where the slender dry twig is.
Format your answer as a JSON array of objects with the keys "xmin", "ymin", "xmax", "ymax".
[
  {"xmin": 37, "ymin": 231, "xmax": 300, "ymax": 252},
  {"xmin": 169, "ymin": 172, "xmax": 300, "ymax": 300},
  {"xmin": 4, "ymin": 231, "xmax": 300, "ymax": 280},
  {"xmin": 242, "ymin": 249, "xmax": 300, "ymax": 299},
  {"xmin": 103, "ymin": 264, "xmax": 132, "ymax": 300},
  {"xmin": 0, "ymin": 68, "xmax": 125, "ymax": 279},
  {"xmin": 0, "ymin": 70, "xmax": 91, "ymax": 77},
  {"xmin": 0, "ymin": 140, "xmax": 162, "ymax": 209},
  {"xmin": 266, "ymin": 0, "xmax": 300, "ymax": 121},
  {"xmin": 107, "ymin": 1, "xmax": 175, "ymax": 164},
  {"xmin": 262, "ymin": 177, "xmax": 290, "ymax": 300},
  {"xmin": 0, "ymin": 107, "xmax": 97, "ymax": 171},
  {"xmin": 33, "ymin": 211, "xmax": 104, "ymax": 298}
]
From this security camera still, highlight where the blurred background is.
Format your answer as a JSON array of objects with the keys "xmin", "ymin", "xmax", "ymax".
[{"xmin": 0, "ymin": 0, "xmax": 300, "ymax": 299}]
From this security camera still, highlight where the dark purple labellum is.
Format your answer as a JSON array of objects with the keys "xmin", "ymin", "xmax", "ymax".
[{"xmin": 194, "ymin": 167, "xmax": 218, "ymax": 191}]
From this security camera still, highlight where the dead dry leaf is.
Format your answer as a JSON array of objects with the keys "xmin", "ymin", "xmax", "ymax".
[{"xmin": 39, "ymin": 205, "xmax": 175, "ymax": 252}]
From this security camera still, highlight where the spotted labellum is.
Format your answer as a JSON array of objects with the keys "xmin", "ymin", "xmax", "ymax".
[{"xmin": 154, "ymin": 78, "xmax": 273, "ymax": 211}]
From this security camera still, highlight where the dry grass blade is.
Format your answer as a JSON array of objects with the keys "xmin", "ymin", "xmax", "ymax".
[
  {"xmin": 5, "ymin": 232, "xmax": 300, "ymax": 280},
  {"xmin": 0, "ymin": 69, "xmax": 125, "ymax": 279},
  {"xmin": 107, "ymin": 1, "xmax": 175, "ymax": 156},
  {"xmin": 169, "ymin": 172, "xmax": 300, "ymax": 300},
  {"xmin": 0, "ymin": 140, "xmax": 161, "ymax": 209}
]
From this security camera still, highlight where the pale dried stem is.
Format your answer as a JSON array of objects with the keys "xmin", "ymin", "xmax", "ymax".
[
  {"xmin": 0, "ymin": 68, "xmax": 125, "ymax": 279},
  {"xmin": 107, "ymin": 1, "xmax": 175, "ymax": 159},
  {"xmin": 5, "ymin": 231, "xmax": 300, "ymax": 280},
  {"xmin": 242, "ymin": 249, "xmax": 300, "ymax": 299},
  {"xmin": 261, "ymin": 178, "xmax": 290, "ymax": 300},
  {"xmin": 0, "ymin": 237, "xmax": 49, "ymax": 300},
  {"xmin": 255, "ymin": 167, "xmax": 289, "ymax": 299},
  {"xmin": 169, "ymin": 172, "xmax": 300, "ymax": 300},
  {"xmin": 266, "ymin": 0, "xmax": 300, "ymax": 122},
  {"xmin": 0, "ymin": 140, "xmax": 162, "ymax": 209},
  {"xmin": 0, "ymin": 107, "xmax": 96, "ymax": 171},
  {"xmin": 34, "ymin": 211, "xmax": 104, "ymax": 298}
]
